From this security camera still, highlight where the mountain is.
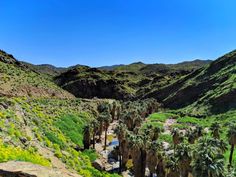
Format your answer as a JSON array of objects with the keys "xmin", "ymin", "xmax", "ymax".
[
  {"xmin": 22, "ymin": 62, "xmax": 68, "ymax": 76},
  {"xmin": 111, "ymin": 62, "xmax": 147, "ymax": 72},
  {"xmin": 1, "ymin": 48, "xmax": 236, "ymax": 177},
  {"xmin": 99, "ymin": 60, "xmax": 211, "ymax": 73},
  {"xmin": 145, "ymin": 50, "xmax": 236, "ymax": 116},
  {"xmin": 0, "ymin": 50, "xmax": 74, "ymax": 98},
  {"xmin": 54, "ymin": 60, "xmax": 211, "ymax": 100},
  {"xmin": 99, "ymin": 62, "xmax": 145, "ymax": 71},
  {"xmin": 54, "ymin": 66, "xmax": 139, "ymax": 100},
  {"xmin": 0, "ymin": 50, "xmax": 120, "ymax": 177},
  {"xmin": 98, "ymin": 64, "xmax": 125, "ymax": 70},
  {"xmin": 53, "ymin": 50, "xmax": 236, "ymax": 116},
  {"xmin": 5, "ymin": 48, "xmax": 233, "ymax": 116}
]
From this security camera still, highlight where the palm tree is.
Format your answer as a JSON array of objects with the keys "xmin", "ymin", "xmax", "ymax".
[
  {"xmin": 186, "ymin": 128, "xmax": 197, "ymax": 144},
  {"xmin": 103, "ymin": 112, "xmax": 112, "ymax": 150},
  {"xmin": 97, "ymin": 114, "xmax": 104, "ymax": 142},
  {"xmin": 117, "ymin": 105, "xmax": 121, "ymax": 120},
  {"xmin": 114, "ymin": 123, "xmax": 128, "ymax": 171},
  {"xmin": 124, "ymin": 112, "xmax": 135, "ymax": 131},
  {"xmin": 156, "ymin": 152, "xmax": 166, "ymax": 177},
  {"xmin": 227, "ymin": 124, "xmax": 236, "ymax": 167},
  {"xmin": 151, "ymin": 126, "xmax": 163, "ymax": 141},
  {"xmin": 97, "ymin": 102, "xmax": 109, "ymax": 113},
  {"xmin": 206, "ymin": 138, "xmax": 227, "ymax": 154},
  {"xmin": 120, "ymin": 137, "xmax": 129, "ymax": 170},
  {"xmin": 91, "ymin": 119, "xmax": 98, "ymax": 149},
  {"xmin": 133, "ymin": 115, "xmax": 143, "ymax": 128},
  {"xmin": 166, "ymin": 156, "xmax": 180, "ymax": 177},
  {"xmin": 194, "ymin": 125, "xmax": 204, "ymax": 139},
  {"xmin": 175, "ymin": 143, "xmax": 192, "ymax": 177},
  {"xmin": 139, "ymin": 106, "xmax": 147, "ymax": 119},
  {"xmin": 115, "ymin": 123, "xmax": 127, "ymax": 142},
  {"xmin": 171, "ymin": 128, "xmax": 182, "ymax": 151},
  {"xmin": 128, "ymin": 134, "xmax": 146, "ymax": 177},
  {"xmin": 142, "ymin": 124, "xmax": 152, "ymax": 136},
  {"xmin": 146, "ymin": 141, "xmax": 162, "ymax": 177},
  {"xmin": 192, "ymin": 137, "xmax": 226, "ymax": 177},
  {"xmin": 210, "ymin": 122, "xmax": 221, "ymax": 139},
  {"xmin": 83, "ymin": 125, "xmax": 91, "ymax": 150},
  {"xmin": 111, "ymin": 101, "xmax": 117, "ymax": 121}
]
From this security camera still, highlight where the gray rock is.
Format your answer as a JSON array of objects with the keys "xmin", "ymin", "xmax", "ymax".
[{"xmin": 92, "ymin": 159, "xmax": 105, "ymax": 171}]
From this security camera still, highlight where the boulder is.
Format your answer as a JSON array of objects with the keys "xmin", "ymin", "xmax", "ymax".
[
  {"xmin": 0, "ymin": 161, "xmax": 81, "ymax": 177},
  {"xmin": 0, "ymin": 170, "xmax": 36, "ymax": 177},
  {"xmin": 92, "ymin": 159, "xmax": 105, "ymax": 171}
]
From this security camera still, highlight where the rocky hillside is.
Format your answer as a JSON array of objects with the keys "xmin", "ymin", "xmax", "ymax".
[
  {"xmin": 55, "ymin": 60, "xmax": 210, "ymax": 100},
  {"xmin": 54, "ymin": 49, "xmax": 236, "ymax": 116},
  {"xmin": 0, "ymin": 50, "xmax": 74, "ymax": 99},
  {"xmin": 4, "ymin": 48, "xmax": 236, "ymax": 116},
  {"xmin": 145, "ymin": 50, "xmax": 236, "ymax": 116},
  {"xmin": 22, "ymin": 62, "xmax": 67, "ymax": 76},
  {"xmin": 99, "ymin": 60, "xmax": 211, "ymax": 73},
  {"xmin": 0, "ymin": 95, "xmax": 119, "ymax": 177}
]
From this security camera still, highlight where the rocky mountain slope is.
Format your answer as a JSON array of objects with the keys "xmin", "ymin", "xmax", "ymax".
[
  {"xmin": 55, "ymin": 60, "xmax": 210, "ymax": 100},
  {"xmin": 99, "ymin": 60, "xmax": 211, "ymax": 73},
  {"xmin": 0, "ymin": 95, "xmax": 119, "ymax": 177},
  {"xmin": 145, "ymin": 50, "xmax": 236, "ymax": 116},
  {"xmin": 0, "ymin": 50, "xmax": 74, "ymax": 99},
  {"xmin": 22, "ymin": 62, "xmax": 67, "ymax": 76},
  {"xmin": 1, "ymin": 48, "xmax": 236, "ymax": 177},
  {"xmin": 2, "ymin": 48, "xmax": 236, "ymax": 116},
  {"xmin": 0, "ymin": 161, "xmax": 81, "ymax": 177},
  {"xmin": 53, "ymin": 49, "xmax": 236, "ymax": 115}
]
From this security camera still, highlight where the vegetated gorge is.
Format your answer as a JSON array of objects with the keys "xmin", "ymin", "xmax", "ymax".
[{"xmin": 0, "ymin": 49, "xmax": 236, "ymax": 177}]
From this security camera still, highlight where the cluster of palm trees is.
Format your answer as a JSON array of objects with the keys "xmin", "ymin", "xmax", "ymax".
[
  {"xmin": 83, "ymin": 101, "xmax": 114, "ymax": 150},
  {"xmin": 83, "ymin": 99, "xmax": 236, "ymax": 177},
  {"xmin": 114, "ymin": 106, "xmax": 236, "ymax": 177},
  {"xmin": 83, "ymin": 99, "xmax": 159, "ymax": 151}
]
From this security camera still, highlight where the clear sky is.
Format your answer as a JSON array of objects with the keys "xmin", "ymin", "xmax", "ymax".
[{"xmin": 1, "ymin": 0, "xmax": 236, "ymax": 67}]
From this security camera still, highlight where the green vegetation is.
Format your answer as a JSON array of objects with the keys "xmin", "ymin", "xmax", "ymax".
[
  {"xmin": 54, "ymin": 55, "xmax": 209, "ymax": 100},
  {"xmin": 0, "ymin": 141, "xmax": 50, "ymax": 166},
  {"xmin": 158, "ymin": 50, "xmax": 236, "ymax": 116},
  {"xmin": 0, "ymin": 50, "xmax": 73, "ymax": 98},
  {"xmin": 148, "ymin": 112, "xmax": 178, "ymax": 122},
  {"xmin": 0, "ymin": 96, "xmax": 119, "ymax": 177},
  {"xmin": 176, "ymin": 116, "xmax": 213, "ymax": 127},
  {"xmin": 159, "ymin": 133, "xmax": 172, "ymax": 143},
  {"xmin": 55, "ymin": 114, "xmax": 87, "ymax": 147},
  {"xmin": 82, "ymin": 149, "xmax": 97, "ymax": 162},
  {"xmin": 1, "ymin": 49, "xmax": 236, "ymax": 177},
  {"xmin": 113, "ymin": 100, "xmax": 236, "ymax": 177}
]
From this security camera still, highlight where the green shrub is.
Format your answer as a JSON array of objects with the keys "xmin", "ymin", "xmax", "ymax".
[
  {"xmin": 148, "ymin": 112, "xmax": 178, "ymax": 122},
  {"xmin": 55, "ymin": 114, "xmax": 87, "ymax": 147},
  {"xmin": 82, "ymin": 149, "xmax": 97, "ymax": 162},
  {"xmin": 159, "ymin": 133, "xmax": 172, "ymax": 143},
  {"xmin": 177, "ymin": 116, "xmax": 200, "ymax": 125},
  {"xmin": 0, "ymin": 141, "xmax": 50, "ymax": 166},
  {"xmin": 45, "ymin": 131, "xmax": 65, "ymax": 149},
  {"xmin": 54, "ymin": 150, "xmax": 63, "ymax": 158}
]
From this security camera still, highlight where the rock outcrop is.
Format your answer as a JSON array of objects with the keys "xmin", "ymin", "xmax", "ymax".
[{"xmin": 0, "ymin": 161, "xmax": 81, "ymax": 177}]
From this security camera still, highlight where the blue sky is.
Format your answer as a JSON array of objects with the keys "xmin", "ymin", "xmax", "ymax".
[{"xmin": 1, "ymin": 0, "xmax": 236, "ymax": 67}]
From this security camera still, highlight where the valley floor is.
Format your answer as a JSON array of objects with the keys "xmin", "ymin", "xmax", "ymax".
[{"xmin": 0, "ymin": 96, "xmax": 235, "ymax": 177}]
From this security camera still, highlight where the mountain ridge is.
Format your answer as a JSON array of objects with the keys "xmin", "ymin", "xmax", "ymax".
[
  {"xmin": 0, "ymin": 50, "xmax": 74, "ymax": 99},
  {"xmin": 2, "ymin": 48, "xmax": 236, "ymax": 115}
]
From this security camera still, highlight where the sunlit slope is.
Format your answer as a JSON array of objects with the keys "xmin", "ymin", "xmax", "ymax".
[
  {"xmin": 146, "ymin": 50, "xmax": 236, "ymax": 115},
  {"xmin": 0, "ymin": 50, "xmax": 74, "ymax": 99}
]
